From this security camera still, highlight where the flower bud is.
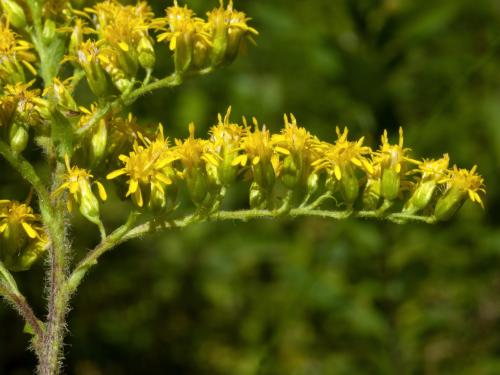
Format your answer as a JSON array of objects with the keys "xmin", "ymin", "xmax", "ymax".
[
  {"xmin": 253, "ymin": 162, "xmax": 276, "ymax": 192},
  {"xmin": 9, "ymin": 122, "xmax": 29, "ymax": 154},
  {"xmin": 7, "ymin": 237, "xmax": 47, "ymax": 272},
  {"xmin": 192, "ymin": 39, "xmax": 210, "ymax": 70},
  {"xmin": 404, "ymin": 180, "xmax": 436, "ymax": 214},
  {"xmin": 280, "ymin": 155, "xmax": 299, "ymax": 189},
  {"xmin": 90, "ymin": 119, "xmax": 108, "ymax": 164},
  {"xmin": 362, "ymin": 179, "xmax": 381, "ymax": 210},
  {"xmin": 137, "ymin": 37, "xmax": 156, "ymax": 70},
  {"xmin": 208, "ymin": 8, "xmax": 228, "ymax": 67},
  {"xmin": 249, "ymin": 182, "xmax": 265, "ymax": 209},
  {"xmin": 174, "ymin": 31, "xmax": 193, "ymax": 73},
  {"xmin": 340, "ymin": 172, "xmax": 359, "ymax": 204},
  {"xmin": 381, "ymin": 168, "xmax": 400, "ymax": 200},
  {"xmin": 1, "ymin": 0, "xmax": 26, "ymax": 29},
  {"xmin": 225, "ymin": 27, "xmax": 244, "ymax": 63},
  {"xmin": 42, "ymin": 19, "xmax": 56, "ymax": 43},
  {"xmin": 307, "ymin": 173, "xmax": 319, "ymax": 196},
  {"xmin": 434, "ymin": 186, "xmax": 465, "ymax": 221},
  {"xmin": 78, "ymin": 182, "xmax": 102, "ymax": 226},
  {"xmin": 186, "ymin": 168, "xmax": 210, "ymax": 207}
]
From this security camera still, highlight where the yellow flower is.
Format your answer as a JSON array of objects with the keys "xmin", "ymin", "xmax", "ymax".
[
  {"xmin": 107, "ymin": 126, "xmax": 178, "ymax": 208},
  {"xmin": 272, "ymin": 114, "xmax": 320, "ymax": 189},
  {"xmin": 206, "ymin": 0, "xmax": 258, "ymax": 64},
  {"xmin": 0, "ymin": 200, "xmax": 44, "ymax": 240},
  {"xmin": 0, "ymin": 199, "xmax": 48, "ymax": 271},
  {"xmin": 446, "ymin": 165, "xmax": 485, "ymax": 207},
  {"xmin": 206, "ymin": 107, "xmax": 246, "ymax": 184},
  {"xmin": 312, "ymin": 127, "xmax": 373, "ymax": 180},
  {"xmin": 0, "ymin": 19, "xmax": 36, "ymax": 83},
  {"xmin": 54, "ymin": 156, "xmax": 107, "ymax": 224}
]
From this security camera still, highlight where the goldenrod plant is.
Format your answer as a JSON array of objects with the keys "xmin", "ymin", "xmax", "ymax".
[{"xmin": 0, "ymin": 0, "xmax": 485, "ymax": 374}]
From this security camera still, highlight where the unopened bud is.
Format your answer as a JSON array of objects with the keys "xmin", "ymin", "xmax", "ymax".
[
  {"xmin": 249, "ymin": 182, "xmax": 265, "ymax": 209},
  {"xmin": 90, "ymin": 119, "xmax": 108, "ymax": 164},
  {"xmin": 137, "ymin": 37, "xmax": 156, "ymax": 70},
  {"xmin": 404, "ymin": 180, "xmax": 436, "ymax": 214},
  {"xmin": 340, "ymin": 173, "xmax": 359, "ymax": 204},
  {"xmin": 434, "ymin": 187, "xmax": 465, "ymax": 221},
  {"xmin": 280, "ymin": 156, "xmax": 298, "ymax": 189},
  {"xmin": 9, "ymin": 122, "xmax": 29, "ymax": 154},
  {"xmin": 362, "ymin": 179, "xmax": 381, "ymax": 210},
  {"xmin": 42, "ymin": 19, "xmax": 56, "ymax": 43},
  {"xmin": 78, "ymin": 182, "xmax": 102, "ymax": 225},
  {"xmin": 174, "ymin": 32, "xmax": 193, "ymax": 73},
  {"xmin": 1, "ymin": 0, "xmax": 26, "ymax": 29},
  {"xmin": 381, "ymin": 168, "xmax": 400, "ymax": 201},
  {"xmin": 307, "ymin": 173, "xmax": 319, "ymax": 196}
]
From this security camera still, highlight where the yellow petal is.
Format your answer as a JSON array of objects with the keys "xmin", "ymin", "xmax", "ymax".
[
  {"xmin": 231, "ymin": 154, "xmax": 248, "ymax": 166},
  {"xmin": 118, "ymin": 42, "xmax": 129, "ymax": 51},
  {"xmin": 275, "ymin": 146, "xmax": 290, "ymax": 155},
  {"xmin": 169, "ymin": 36, "xmax": 177, "ymax": 51},
  {"xmin": 334, "ymin": 165, "xmax": 342, "ymax": 181},
  {"xmin": 106, "ymin": 169, "xmax": 127, "ymax": 180},
  {"xmin": 0, "ymin": 223, "xmax": 7, "ymax": 233},
  {"xmin": 253, "ymin": 156, "xmax": 260, "ymax": 165},
  {"xmin": 96, "ymin": 181, "xmax": 107, "ymax": 201},
  {"xmin": 351, "ymin": 157, "xmax": 362, "ymax": 167},
  {"xmin": 156, "ymin": 173, "xmax": 172, "ymax": 185},
  {"xmin": 22, "ymin": 222, "xmax": 38, "ymax": 239},
  {"xmin": 135, "ymin": 188, "xmax": 143, "ymax": 207}
]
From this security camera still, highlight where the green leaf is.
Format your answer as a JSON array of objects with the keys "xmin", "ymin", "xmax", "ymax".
[{"xmin": 50, "ymin": 109, "xmax": 75, "ymax": 159}]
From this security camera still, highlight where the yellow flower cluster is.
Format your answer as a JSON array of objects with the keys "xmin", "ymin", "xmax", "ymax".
[
  {"xmin": 98, "ymin": 109, "xmax": 485, "ymax": 220},
  {"xmin": 65, "ymin": 0, "xmax": 257, "ymax": 95},
  {"xmin": 0, "ymin": 199, "xmax": 48, "ymax": 271},
  {"xmin": 0, "ymin": 19, "xmax": 36, "ymax": 84}
]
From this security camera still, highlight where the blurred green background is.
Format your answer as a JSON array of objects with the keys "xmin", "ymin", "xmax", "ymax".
[{"xmin": 2, "ymin": 0, "xmax": 500, "ymax": 373}]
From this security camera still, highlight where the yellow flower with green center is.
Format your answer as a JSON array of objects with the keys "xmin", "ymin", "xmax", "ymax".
[
  {"xmin": 404, "ymin": 154, "xmax": 450, "ymax": 214},
  {"xmin": 0, "ymin": 20, "xmax": 36, "ymax": 83},
  {"xmin": 206, "ymin": 107, "xmax": 246, "ymax": 185},
  {"xmin": 0, "ymin": 200, "xmax": 48, "ymax": 271},
  {"xmin": 272, "ymin": 114, "xmax": 320, "ymax": 189},
  {"xmin": 374, "ymin": 127, "xmax": 418, "ymax": 201},
  {"xmin": 54, "ymin": 156, "xmax": 107, "ymax": 225},
  {"xmin": 156, "ymin": 1, "xmax": 210, "ymax": 72},
  {"xmin": 232, "ymin": 118, "xmax": 279, "ymax": 194},
  {"xmin": 0, "ymin": 200, "xmax": 43, "ymax": 240},
  {"xmin": 107, "ymin": 126, "xmax": 178, "ymax": 208},
  {"xmin": 312, "ymin": 127, "xmax": 372, "ymax": 203},
  {"xmin": 206, "ymin": 0, "xmax": 258, "ymax": 65},
  {"xmin": 434, "ymin": 165, "xmax": 485, "ymax": 221}
]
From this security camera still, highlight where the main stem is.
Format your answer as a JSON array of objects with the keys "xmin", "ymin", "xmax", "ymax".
[{"xmin": 37, "ymin": 165, "xmax": 70, "ymax": 375}]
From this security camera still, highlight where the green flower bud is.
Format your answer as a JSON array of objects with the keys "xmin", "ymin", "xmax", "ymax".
[
  {"xmin": 90, "ymin": 119, "xmax": 108, "ymax": 164},
  {"xmin": 116, "ymin": 46, "xmax": 138, "ymax": 78},
  {"xmin": 253, "ymin": 162, "xmax": 276, "ymax": 191},
  {"xmin": 1, "ymin": 0, "xmax": 26, "ymax": 29},
  {"xmin": 9, "ymin": 122, "xmax": 29, "ymax": 154},
  {"xmin": 218, "ymin": 156, "xmax": 237, "ymax": 186},
  {"xmin": 404, "ymin": 180, "xmax": 437, "ymax": 214},
  {"xmin": 42, "ymin": 19, "xmax": 56, "ymax": 44},
  {"xmin": 249, "ymin": 182, "xmax": 265, "ymax": 209},
  {"xmin": 225, "ymin": 27, "xmax": 244, "ymax": 63},
  {"xmin": 362, "ymin": 179, "xmax": 381, "ymax": 210},
  {"xmin": 192, "ymin": 39, "xmax": 210, "ymax": 70},
  {"xmin": 307, "ymin": 173, "xmax": 319, "ymax": 196},
  {"xmin": 174, "ymin": 32, "xmax": 193, "ymax": 73},
  {"xmin": 381, "ymin": 168, "xmax": 400, "ymax": 201},
  {"xmin": 209, "ymin": 10, "xmax": 228, "ymax": 67},
  {"xmin": 85, "ymin": 63, "xmax": 110, "ymax": 97},
  {"xmin": 340, "ymin": 172, "xmax": 359, "ymax": 204},
  {"xmin": 186, "ymin": 168, "xmax": 210, "ymax": 207},
  {"xmin": 434, "ymin": 186, "xmax": 465, "ymax": 221},
  {"xmin": 137, "ymin": 37, "xmax": 156, "ymax": 70},
  {"xmin": 78, "ymin": 182, "xmax": 102, "ymax": 226},
  {"xmin": 281, "ymin": 155, "xmax": 299, "ymax": 189}
]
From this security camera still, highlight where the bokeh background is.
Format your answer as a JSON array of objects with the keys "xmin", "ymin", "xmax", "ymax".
[{"xmin": 2, "ymin": 0, "xmax": 500, "ymax": 373}]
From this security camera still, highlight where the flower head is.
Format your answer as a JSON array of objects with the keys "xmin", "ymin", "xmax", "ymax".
[
  {"xmin": 0, "ymin": 20, "xmax": 36, "ymax": 83},
  {"xmin": 107, "ymin": 126, "xmax": 178, "ymax": 208},
  {"xmin": 54, "ymin": 156, "xmax": 107, "ymax": 225}
]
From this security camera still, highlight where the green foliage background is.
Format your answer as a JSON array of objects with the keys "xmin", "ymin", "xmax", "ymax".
[{"xmin": 1, "ymin": 0, "xmax": 500, "ymax": 373}]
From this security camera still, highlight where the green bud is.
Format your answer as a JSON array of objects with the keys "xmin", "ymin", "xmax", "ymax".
[
  {"xmin": 192, "ymin": 39, "xmax": 210, "ymax": 70},
  {"xmin": 340, "ymin": 173, "xmax": 359, "ymax": 204},
  {"xmin": 174, "ymin": 32, "xmax": 193, "ymax": 73},
  {"xmin": 381, "ymin": 168, "xmax": 400, "ymax": 201},
  {"xmin": 85, "ymin": 63, "xmax": 110, "ymax": 97},
  {"xmin": 225, "ymin": 27, "xmax": 244, "ymax": 63},
  {"xmin": 9, "ymin": 122, "xmax": 29, "ymax": 154},
  {"xmin": 117, "ymin": 48, "xmax": 138, "ymax": 78},
  {"xmin": 137, "ymin": 37, "xmax": 156, "ymax": 70},
  {"xmin": 281, "ymin": 156, "xmax": 299, "ymax": 189},
  {"xmin": 148, "ymin": 183, "xmax": 167, "ymax": 212},
  {"xmin": 307, "ymin": 173, "xmax": 319, "ymax": 196},
  {"xmin": 186, "ymin": 168, "xmax": 209, "ymax": 206},
  {"xmin": 78, "ymin": 182, "xmax": 101, "ymax": 226},
  {"xmin": 1, "ymin": 0, "xmax": 26, "ymax": 29},
  {"xmin": 218, "ymin": 157, "xmax": 237, "ymax": 186},
  {"xmin": 90, "ymin": 119, "xmax": 108, "ymax": 164},
  {"xmin": 253, "ymin": 162, "xmax": 275, "ymax": 191},
  {"xmin": 42, "ymin": 19, "xmax": 56, "ymax": 43},
  {"xmin": 362, "ymin": 179, "xmax": 381, "ymax": 210},
  {"xmin": 113, "ymin": 77, "xmax": 134, "ymax": 94},
  {"xmin": 434, "ymin": 186, "xmax": 465, "ymax": 221},
  {"xmin": 209, "ymin": 11, "xmax": 228, "ymax": 67},
  {"xmin": 249, "ymin": 182, "xmax": 265, "ymax": 209},
  {"xmin": 404, "ymin": 180, "xmax": 436, "ymax": 214}
]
